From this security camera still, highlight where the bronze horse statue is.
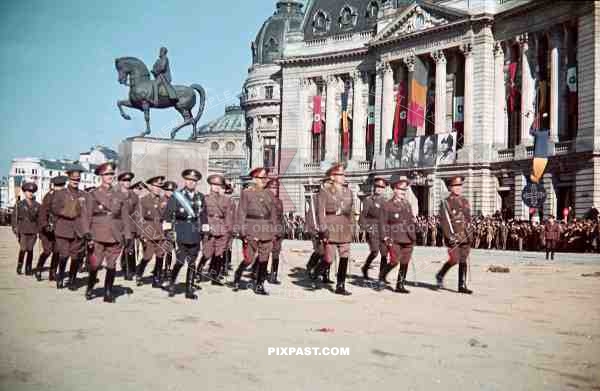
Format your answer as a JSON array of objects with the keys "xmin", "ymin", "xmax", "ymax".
[{"xmin": 115, "ymin": 57, "xmax": 205, "ymax": 139}]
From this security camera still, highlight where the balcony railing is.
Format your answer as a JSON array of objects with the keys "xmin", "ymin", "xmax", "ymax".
[
  {"xmin": 303, "ymin": 162, "xmax": 322, "ymax": 172},
  {"xmin": 497, "ymin": 149, "xmax": 515, "ymax": 161},
  {"xmin": 555, "ymin": 140, "xmax": 573, "ymax": 154}
]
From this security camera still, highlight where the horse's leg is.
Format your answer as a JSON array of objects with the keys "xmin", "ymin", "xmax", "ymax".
[
  {"xmin": 170, "ymin": 109, "xmax": 193, "ymax": 139},
  {"xmin": 142, "ymin": 102, "xmax": 151, "ymax": 136},
  {"xmin": 117, "ymin": 99, "xmax": 133, "ymax": 120}
]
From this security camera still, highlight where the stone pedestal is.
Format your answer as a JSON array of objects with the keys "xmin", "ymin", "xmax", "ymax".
[{"xmin": 119, "ymin": 137, "xmax": 211, "ymax": 194}]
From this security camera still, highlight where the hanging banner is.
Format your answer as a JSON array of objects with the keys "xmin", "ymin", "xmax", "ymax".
[
  {"xmin": 312, "ymin": 95, "xmax": 322, "ymax": 135},
  {"xmin": 393, "ymin": 81, "xmax": 407, "ymax": 144},
  {"xmin": 436, "ymin": 131, "xmax": 457, "ymax": 166},
  {"xmin": 340, "ymin": 87, "xmax": 350, "ymax": 156},
  {"xmin": 366, "ymin": 105, "xmax": 375, "ymax": 145},
  {"xmin": 407, "ymin": 56, "xmax": 428, "ymax": 135}
]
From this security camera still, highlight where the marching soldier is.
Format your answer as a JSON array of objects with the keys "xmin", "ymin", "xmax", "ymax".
[
  {"xmin": 161, "ymin": 180, "xmax": 178, "ymax": 279},
  {"xmin": 312, "ymin": 163, "xmax": 354, "ymax": 295},
  {"xmin": 544, "ymin": 215, "xmax": 561, "ymax": 260},
  {"xmin": 435, "ymin": 175, "xmax": 473, "ymax": 294},
  {"xmin": 378, "ymin": 175, "xmax": 417, "ymax": 293},
  {"xmin": 84, "ymin": 162, "xmax": 133, "ymax": 302},
  {"xmin": 34, "ymin": 176, "xmax": 67, "ymax": 281},
  {"xmin": 51, "ymin": 168, "xmax": 90, "ymax": 289},
  {"xmin": 197, "ymin": 174, "xmax": 232, "ymax": 285},
  {"xmin": 12, "ymin": 182, "xmax": 41, "ymax": 276},
  {"xmin": 233, "ymin": 167, "xmax": 277, "ymax": 295},
  {"xmin": 164, "ymin": 169, "xmax": 207, "ymax": 299},
  {"xmin": 222, "ymin": 181, "xmax": 235, "ymax": 275},
  {"xmin": 304, "ymin": 179, "xmax": 328, "ymax": 282},
  {"xmin": 117, "ymin": 171, "xmax": 137, "ymax": 280},
  {"xmin": 135, "ymin": 176, "xmax": 168, "ymax": 288},
  {"xmin": 267, "ymin": 177, "xmax": 284, "ymax": 284},
  {"xmin": 359, "ymin": 176, "xmax": 388, "ymax": 280}
]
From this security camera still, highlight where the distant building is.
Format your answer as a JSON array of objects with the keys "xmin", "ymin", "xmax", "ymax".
[{"xmin": 0, "ymin": 176, "xmax": 8, "ymax": 210}]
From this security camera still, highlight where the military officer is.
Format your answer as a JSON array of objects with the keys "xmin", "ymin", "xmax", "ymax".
[
  {"xmin": 359, "ymin": 176, "xmax": 389, "ymax": 280},
  {"xmin": 12, "ymin": 182, "xmax": 41, "ymax": 276},
  {"xmin": 378, "ymin": 175, "xmax": 417, "ymax": 293},
  {"xmin": 196, "ymin": 174, "xmax": 233, "ymax": 286},
  {"xmin": 34, "ymin": 176, "xmax": 67, "ymax": 281},
  {"xmin": 164, "ymin": 169, "xmax": 207, "ymax": 299},
  {"xmin": 233, "ymin": 167, "xmax": 278, "ymax": 295},
  {"xmin": 84, "ymin": 162, "xmax": 133, "ymax": 302},
  {"xmin": 304, "ymin": 179, "xmax": 331, "ymax": 283},
  {"xmin": 135, "ymin": 176, "xmax": 168, "ymax": 288},
  {"xmin": 117, "ymin": 171, "xmax": 138, "ymax": 280},
  {"xmin": 544, "ymin": 215, "xmax": 561, "ymax": 260},
  {"xmin": 51, "ymin": 168, "xmax": 90, "ymax": 289},
  {"xmin": 161, "ymin": 180, "xmax": 178, "ymax": 279},
  {"xmin": 222, "ymin": 181, "xmax": 235, "ymax": 275},
  {"xmin": 436, "ymin": 175, "xmax": 473, "ymax": 294},
  {"xmin": 312, "ymin": 163, "xmax": 354, "ymax": 295},
  {"xmin": 266, "ymin": 177, "xmax": 284, "ymax": 284}
]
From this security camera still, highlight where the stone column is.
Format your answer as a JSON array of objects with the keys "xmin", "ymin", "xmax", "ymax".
[
  {"xmin": 374, "ymin": 62, "xmax": 384, "ymax": 156},
  {"xmin": 351, "ymin": 70, "xmax": 367, "ymax": 162},
  {"xmin": 402, "ymin": 54, "xmax": 416, "ymax": 137},
  {"xmin": 381, "ymin": 61, "xmax": 395, "ymax": 146},
  {"xmin": 325, "ymin": 75, "xmax": 339, "ymax": 162},
  {"xmin": 461, "ymin": 44, "xmax": 474, "ymax": 151},
  {"xmin": 432, "ymin": 50, "xmax": 447, "ymax": 134},
  {"xmin": 549, "ymin": 30, "xmax": 562, "ymax": 143},
  {"xmin": 519, "ymin": 33, "xmax": 534, "ymax": 146},
  {"xmin": 494, "ymin": 41, "xmax": 507, "ymax": 149}
]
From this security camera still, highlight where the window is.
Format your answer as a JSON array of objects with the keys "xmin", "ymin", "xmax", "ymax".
[
  {"xmin": 265, "ymin": 86, "xmax": 274, "ymax": 100},
  {"xmin": 267, "ymin": 117, "xmax": 274, "ymax": 126},
  {"xmin": 211, "ymin": 142, "xmax": 220, "ymax": 151},
  {"xmin": 263, "ymin": 137, "xmax": 276, "ymax": 168},
  {"xmin": 226, "ymin": 141, "xmax": 235, "ymax": 152},
  {"xmin": 312, "ymin": 10, "xmax": 330, "ymax": 34},
  {"xmin": 265, "ymin": 37, "xmax": 278, "ymax": 52},
  {"xmin": 366, "ymin": 1, "xmax": 379, "ymax": 18},
  {"xmin": 339, "ymin": 6, "xmax": 357, "ymax": 29}
]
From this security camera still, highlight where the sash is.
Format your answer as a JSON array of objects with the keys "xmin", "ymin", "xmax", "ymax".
[{"xmin": 173, "ymin": 190, "xmax": 196, "ymax": 219}]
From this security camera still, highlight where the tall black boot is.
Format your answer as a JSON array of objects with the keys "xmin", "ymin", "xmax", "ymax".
[
  {"xmin": 255, "ymin": 262, "xmax": 268, "ymax": 295},
  {"xmin": 103, "ymin": 268, "xmax": 116, "ymax": 303},
  {"xmin": 25, "ymin": 251, "xmax": 34, "ymax": 276},
  {"xmin": 305, "ymin": 252, "xmax": 320, "ymax": 275},
  {"xmin": 458, "ymin": 263, "xmax": 473, "ymax": 294},
  {"xmin": 209, "ymin": 256, "xmax": 224, "ymax": 286},
  {"xmin": 120, "ymin": 249, "xmax": 127, "ymax": 276},
  {"xmin": 135, "ymin": 258, "xmax": 150, "ymax": 286},
  {"xmin": 551, "ymin": 251, "xmax": 555, "ymax": 260},
  {"xmin": 545, "ymin": 249, "xmax": 550, "ymax": 260},
  {"xmin": 16, "ymin": 250, "xmax": 25, "ymax": 275},
  {"xmin": 269, "ymin": 256, "xmax": 280, "ymax": 284},
  {"xmin": 126, "ymin": 251, "xmax": 136, "ymax": 281},
  {"xmin": 232, "ymin": 262, "xmax": 245, "ymax": 291},
  {"xmin": 56, "ymin": 257, "xmax": 68, "ymax": 289},
  {"xmin": 185, "ymin": 265, "xmax": 197, "ymax": 300},
  {"xmin": 378, "ymin": 256, "xmax": 389, "ymax": 283},
  {"xmin": 195, "ymin": 256, "xmax": 209, "ymax": 282},
  {"xmin": 395, "ymin": 264, "xmax": 410, "ymax": 294},
  {"xmin": 67, "ymin": 258, "xmax": 81, "ymax": 291},
  {"xmin": 361, "ymin": 252, "xmax": 377, "ymax": 279},
  {"xmin": 166, "ymin": 262, "xmax": 183, "ymax": 297},
  {"xmin": 152, "ymin": 257, "xmax": 164, "ymax": 288},
  {"xmin": 335, "ymin": 257, "xmax": 351, "ymax": 296},
  {"xmin": 226, "ymin": 248, "xmax": 233, "ymax": 270},
  {"xmin": 86, "ymin": 268, "xmax": 98, "ymax": 300},
  {"xmin": 163, "ymin": 251, "xmax": 172, "ymax": 280},
  {"xmin": 435, "ymin": 261, "xmax": 454, "ymax": 289},
  {"xmin": 309, "ymin": 259, "xmax": 328, "ymax": 282},
  {"xmin": 49, "ymin": 253, "xmax": 59, "ymax": 281},
  {"xmin": 250, "ymin": 260, "xmax": 259, "ymax": 280},
  {"xmin": 322, "ymin": 264, "xmax": 334, "ymax": 284},
  {"xmin": 34, "ymin": 252, "xmax": 50, "ymax": 281}
]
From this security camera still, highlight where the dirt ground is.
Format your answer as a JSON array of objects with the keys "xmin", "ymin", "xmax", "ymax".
[{"xmin": 0, "ymin": 226, "xmax": 599, "ymax": 391}]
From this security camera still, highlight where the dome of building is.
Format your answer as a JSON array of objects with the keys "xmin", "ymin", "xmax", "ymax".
[
  {"xmin": 252, "ymin": 1, "xmax": 304, "ymax": 64},
  {"xmin": 196, "ymin": 105, "xmax": 246, "ymax": 135}
]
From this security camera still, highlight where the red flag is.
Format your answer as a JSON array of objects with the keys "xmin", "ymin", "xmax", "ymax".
[
  {"xmin": 366, "ymin": 105, "xmax": 375, "ymax": 145},
  {"xmin": 507, "ymin": 62, "xmax": 518, "ymax": 113},
  {"xmin": 312, "ymin": 96, "xmax": 322, "ymax": 134},
  {"xmin": 393, "ymin": 81, "xmax": 407, "ymax": 144},
  {"xmin": 341, "ymin": 89, "xmax": 350, "ymax": 156}
]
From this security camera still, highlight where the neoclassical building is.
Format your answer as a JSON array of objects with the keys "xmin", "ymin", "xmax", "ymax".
[{"xmin": 244, "ymin": 0, "xmax": 600, "ymax": 218}]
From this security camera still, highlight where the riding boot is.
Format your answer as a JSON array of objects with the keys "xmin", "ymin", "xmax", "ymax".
[
  {"xmin": 545, "ymin": 249, "xmax": 550, "ymax": 260},
  {"xmin": 551, "ymin": 251, "xmax": 555, "ymax": 261},
  {"xmin": 209, "ymin": 256, "xmax": 224, "ymax": 286},
  {"xmin": 458, "ymin": 263, "xmax": 473, "ymax": 294},
  {"xmin": 254, "ymin": 262, "xmax": 268, "ymax": 295},
  {"xmin": 120, "ymin": 249, "xmax": 127, "ymax": 276},
  {"xmin": 152, "ymin": 257, "xmax": 164, "ymax": 288},
  {"xmin": 35, "ymin": 252, "xmax": 50, "ymax": 281},
  {"xmin": 195, "ymin": 256, "xmax": 208, "ymax": 282},
  {"xmin": 310, "ymin": 259, "xmax": 328, "ymax": 282},
  {"xmin": 136, "ymin": 258, "xmax": 150, "ymax": 286},
  {"xmin": 56, "ymin": 257, "xmax": 68, "ymax": 289},
  {"xmin": 395, "ymin": 264, "xmax": 410, "ymax": 294},
  {"xmin": 250, "ymin": 260, "xmax": 259, "ymax": 280},
  {"xmin": 335, "ymin": 257, "xmax": 351, "ymax": 296},
  {"xmin": 378, "ymin": 256, "xmax": 389, "ymax": 283},
  {"xmin": 322, "ymin": 264, "xmax": 334, "ymax": 284},
  {"xmin": 185, "ymin": 265, "xmax": 197, "ymax": 300},
  {"xmin": 16, "ymin": 250, "xmax": 25, "ymax": 275},
  {"xmin": 232, "ymin": 262, "xmax": 245, "ymax": 291},
  {"xmin": 163, "ymin": 251, "xmax": 172, "ymax": 280},
  {"xmin": 49, "ymin": 253, "xmax": 59, "ymax": 281},
  {"xmin": 103, "ymin": 268, "xmax": 116, "ymax": 303},
  {"xmin": 305, "ymin": 252, "xmax": 320, "ymax": 275},
  {"xmin": 86, "ymin": 268, "xmax": 98, "ymax": 300},
  {"xmin": 66, "ymin": 258, "xmax": 82, "ymax": 291},
  {"xmin": 226, "ymin": 248, "xmax": 233, "ymax": 270},
  {"xmin": 166, "ymin": 262, "xmax": 183, "ymax": 297},
  {"xmin": 361, "ymin": 252, "xmax": 377, "ymax": 280},
  {"xmin": 435, "ymin": 261, "xmax": 454, "ymax": 289},
  {"xmin": 126, "ymin": 252, "xmax": 136, "ymax": 281},
  {"xmin": 269, "ymin": 256, "xmax": 280, "ymax": 284},
  {"xmin": 25, "ymin": 251, "xmax": 34, "ymax": 276}
]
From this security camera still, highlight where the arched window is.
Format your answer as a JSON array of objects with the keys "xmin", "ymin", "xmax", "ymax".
[
  {"xmin": 265, "ymin": 37, "xmax": 278, "ymax": 52},
  {"xmin": 226, "ymin": 142, "xmax": 236, "ymax": 152},
  {"xmin": 366, "ymin": 1, "xmax": 379, "ymax": 19},
  {"xmin": 211, "ymin": 142, "xmax": 220, "ymax": 151},
  {"xmin": 339, "ymin": 5, "xmax": 357, "ymax": 29},
  {"xmin": 312, "ymin": 10, "xmax": 330, "ymax": 34}
]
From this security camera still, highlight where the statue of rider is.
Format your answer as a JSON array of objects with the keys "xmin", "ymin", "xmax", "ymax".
[{"xmin": 152, "ymin": 47, "xmax": 178, "ymax": 104}]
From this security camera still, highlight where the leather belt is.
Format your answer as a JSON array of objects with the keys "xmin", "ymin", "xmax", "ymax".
[
  {"xmin": 208, "ymin": 214, "xmax": 225, "ymax": 219},
  {"xmin": 247, "ymin": 214, "xmax": 270, "ymax": 219},
  {"xmin": 93, "ymin": 211, "xmax": 112, "ymax": 216}
]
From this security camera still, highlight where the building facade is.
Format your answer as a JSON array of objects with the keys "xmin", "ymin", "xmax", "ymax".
[{"xmin": 243, "ymin": 0, "xmax": 600, "ymax": 218}]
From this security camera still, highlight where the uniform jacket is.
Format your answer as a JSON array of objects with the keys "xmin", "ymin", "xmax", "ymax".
[
  {"xmin": 379, "ymin": 196, "xmax": 416, "ymax": 244},
  {"xmin": 439, "ymin": 194, "xmax": 471, "ymax": 245},
  {"xmin": 50, "ymin": 187, "xmax": 89, "ymax": 239},
  {"xmin": 237, "ymin": 185, "xmax": 277, "ymax": 241},
  {"xmin": 268, "ymin": 192, "xmax": 285, "ymax": 238},
  {"xmin": 39, "ymin": 191, "xmax": 55, "ymax": 232},
  {"xmin": 305, "ymin": 192, "xmax": 319, "ymax": 235},
  {"xmin": 204, "ymin": 192, "xmax": 233, "ymax": 237},
  {"xmin": 87, "ymin": 185, "xmax": 133, "ymax": 244},
  {"xmin": 138, "ymin": 192, "xmax": 167, "ymax": 241},
  {"xmin": 317, "ymin": 184, "xmax": 354, "ymax": 243},
  {"xmin": 117, "ymin": 189, "xmax": 139, "ymax": 237},
  {"xmin": 544, "ymin": 222, "xmax": 561, "ymax": 241},
  {"xmin": 359, "ymin": 193, "xmax": 386, "ymax": 234},
  {"xmin": 165, "ymin": 189, "xmax": 207, "ymax": 245},
  {"xmin": 12, "ymin": 199, "xmax": 41, "ymax": 235}
]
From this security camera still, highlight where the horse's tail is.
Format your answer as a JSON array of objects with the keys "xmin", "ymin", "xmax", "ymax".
[{"xmin": 191, "ymin": 84, "xmax": 206, "ymax": 126}]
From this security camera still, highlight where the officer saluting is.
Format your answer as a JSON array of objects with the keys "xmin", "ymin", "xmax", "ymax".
[
  {"xmin": 164, "ymin": 169, "xmax": 207, "ymax": 299},
  {"xmin": 359, "ymin": 176, "xmax": 388, "ymax": 280},
  {"xmin": 436, "ymin": 175, "xmax": 473, "ymax": 294},
  {"xmin": 12, "ymin": 182, "xmax": 41, "ymax": 276}
]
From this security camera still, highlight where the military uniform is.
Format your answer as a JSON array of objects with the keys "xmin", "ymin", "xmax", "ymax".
[
  {"xmin": 267, "ymin": 178, "xmax": 284, "ymax": 284},
  {"xmin": 436, "ymin": 176, "xmax": 473, "ymax": 294},
  {"xmin": 222, "ymin": 182, "xmax": 235, "ymax": 275},
  {"xmin": 161, "ymin": 180, "xmax": 178, "ymax": 279},
  {"xmin": 12, "ymin": 182, "xmax": 41, "ymax": 275},
  {"xmin": 116, "ymin": 172, "xmax": 138, "ymax": 280},
  {"xmin": 544, "ymin": 217, "xmax": 561, "ymax": 260},
  {"xmin": 50, "ymin": 171, "xmax": 90, "ymax": 289},
  {"xmin": 378, "ymin": 175, "xmax": 416, "ymax": 293},
  {"xmin": 359, "ymin": 177, "xmax": 388, "ymax": 280},
  {"xmin": 164, "ymin": 169, "xmax": 207, "ymax": 299}
]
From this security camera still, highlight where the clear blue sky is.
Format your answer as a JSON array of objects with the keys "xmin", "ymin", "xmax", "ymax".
[{"xmin": 0, "ymin": 0, "xmax": 281, "ymax": 176}]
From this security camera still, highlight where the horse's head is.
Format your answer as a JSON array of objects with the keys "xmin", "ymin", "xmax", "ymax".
[{"xmin": 115, "ymin": 57, "xmax": 150, "ymax": 86}]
